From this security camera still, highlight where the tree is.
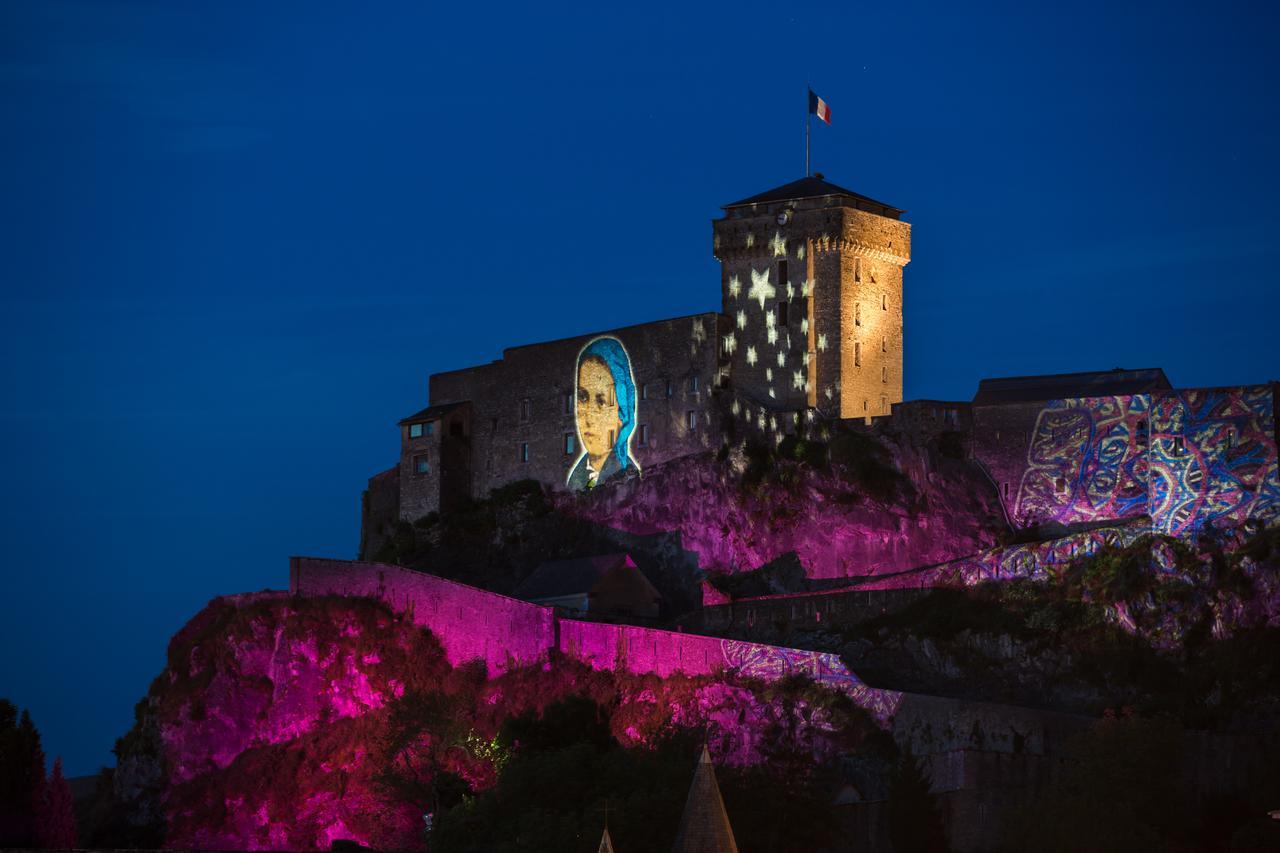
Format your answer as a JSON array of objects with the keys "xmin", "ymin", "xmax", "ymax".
[
  {"xmin": 37, "ymin": 757, "xmax": 77, "ymax": 849},
  {"xmin": 0, "ymin": 701, "xmax": 47, "ymax": 847},
  {"xmin": 887, "ymin": 753, "xmax": 949, "ymax": 853}
]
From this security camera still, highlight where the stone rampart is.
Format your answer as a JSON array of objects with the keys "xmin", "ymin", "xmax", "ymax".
[
  {"xmin": 290, "ymin": 557, "xmax": 903, "ymax": 723},
  {"xmin": 289, "ymin": 557, "xmax": 555, "ymax": 674}
]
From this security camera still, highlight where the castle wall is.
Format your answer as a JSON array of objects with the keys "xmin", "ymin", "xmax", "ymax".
[
  {"xmin": 713, "ymin": 201, "xmax": 910, "ymax": 429},
  {"xmin": 359, "ymin": 466, "xmax": 399, "ymax": 560},
  {"xmin": 972, "ymin": 385, "xmax": 1280, "ymax": 538},
  {"xmin": 410, "ymin": 313, "xmax": 721, "ymax": 514},
  {"xmin": 838, "ymin": 237, "xmax": 906, "ymax": 422},
  {"xmin": 289, "ymin": 557, "xmax": 555, "ymax": 674},
  {"xmin": 399, "ymin": 404, "xmax": 472, "ymax": 523},
  {"xmin": 290, "ymin": 557, "xmax": 903, "ymax": 723}
]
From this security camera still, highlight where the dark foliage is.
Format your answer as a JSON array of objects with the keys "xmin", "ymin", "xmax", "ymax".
[
  {"xmin": 887, "ymin": 753, "xmax": 949, "ymax": 853},
  {"xmin": 828, "ymin": 431, "xmax": 913, "ymax": 505},
  {"xmin": 0, "ymin": 699, "xmax": 46, "ymax": 847},
  {"xmin": 36, "ymin": 757, "xmax": 77, "ymax": 849}
]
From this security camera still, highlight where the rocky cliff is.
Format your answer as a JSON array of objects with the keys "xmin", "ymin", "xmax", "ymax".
[
  {"xmin": 561, "ymin": 431, "xmax": 1006, "ymax": 581},
  {"xmin": 110, "ymin": 592, "xmax": 881, "ymax": 851}
]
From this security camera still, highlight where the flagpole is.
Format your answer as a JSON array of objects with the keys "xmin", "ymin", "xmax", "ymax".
[{"xmin": 805, "ymin": 88, "xmax": 811, "ymax": 176}]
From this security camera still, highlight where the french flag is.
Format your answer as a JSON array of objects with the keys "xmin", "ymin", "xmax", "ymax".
[{"xmin": 809, "ymin": 90, "xmax": 831, "ymax": 124}]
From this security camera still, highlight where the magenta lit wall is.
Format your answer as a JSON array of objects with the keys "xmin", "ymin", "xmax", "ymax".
[
  {"xmin": 290, "ymin": 558, "xmax": 555, "ymax": 673},
  {"xmin": 291, "ymin": 558, "xmax": 903, "ymax": 724}
]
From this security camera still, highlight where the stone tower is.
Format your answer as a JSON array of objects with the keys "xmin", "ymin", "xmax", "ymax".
[{"xmin": 713, "ymin": 175, "xmax": 911, "ymax": 422}]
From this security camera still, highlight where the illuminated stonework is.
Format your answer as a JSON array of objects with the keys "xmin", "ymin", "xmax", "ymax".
[{"xmin": 748, "ymin": 267, "xmax": 776, "ymax": 310}]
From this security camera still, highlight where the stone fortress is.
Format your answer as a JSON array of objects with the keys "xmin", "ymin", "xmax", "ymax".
[
  {"xmin": 374, "ymin": 174, "xmax": 1279, "ymax": 544},
  {"xmin": 311, "ymin": 174, "xmax": 1280, "ymax": 853}
]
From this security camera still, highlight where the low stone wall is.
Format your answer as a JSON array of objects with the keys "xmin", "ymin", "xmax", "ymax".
[
  {"xmin": 699, "ymin": 586, "xmax": 933, "ymax": 636},
  {"xmin": 291, "ymin": 557, "xmax": 903, "ymax": 723},
  {"xmin": 289, "ymin": 557, "xmax": 556, "ymax": 674}
]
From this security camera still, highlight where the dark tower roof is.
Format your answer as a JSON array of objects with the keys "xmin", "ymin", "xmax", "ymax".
[
  {"xmin": 723, "ymin": 175, "xmax": 903, "ymax": 219},
  {"xmin": 670, "ymin": 747, "xmax": 739, "ymax": 853},
  {"xmin": 972, "ymin": 367, "xmax": 1172, "ymax": 407}
]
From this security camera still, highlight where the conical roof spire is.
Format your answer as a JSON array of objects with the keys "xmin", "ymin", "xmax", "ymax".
[
  {"xmin": 670, "ymin": 745, "xmax": 739, "ymax": 853},
  {"xmin": 597, "ymin": 825, "xmax": 615, "ymax": 853}
]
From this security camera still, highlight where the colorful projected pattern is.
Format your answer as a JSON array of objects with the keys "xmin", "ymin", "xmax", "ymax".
[
  {"xmin": 1148, "ymin": 387, "xmax": 1280, "ymax": 536},
  {"xmin": 947, "ymin": 521, "xmax": 1148, "ymax": 585},
  {"xmin": 720, "ymin": 639, "xmax": 903, "ymax": 724},
  {"xmin": 1013, "ymin": 387, "xmax": 1279, "ymax": 538},
  {"xmin": 1015, "ymin": 395, "xmax": 1150, "ymax": 527}
]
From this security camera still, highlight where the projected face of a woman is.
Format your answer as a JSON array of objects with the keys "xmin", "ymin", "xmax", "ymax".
[{"xmin": 576, "ymin": 356, "xmax": 620, "ymax": 468}]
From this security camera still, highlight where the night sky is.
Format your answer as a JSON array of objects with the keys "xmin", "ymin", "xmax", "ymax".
[{"xmin": 2, "ymin": 1, "xmax": 1278, "ymax": 776}]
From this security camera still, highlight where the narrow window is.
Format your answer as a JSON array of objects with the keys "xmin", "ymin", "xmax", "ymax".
[
  {"xmin": 881, "ymin": 336, "xmax": 887, "ymax": 352},
  {"xmin": 641, "ymin": 383, "xmax": 649, "ymax": 401},
  {"xmin": 776, "ymin": 300, "xmax": 788, "ymax": 325},
  {"xmin": 520, "ymin": 442, "xmax": 529, "ymax": 463},
  {"xmin": 690, "ymin": 375, "xmax": 699, "ymax": 393},
  {"xmin": 1055, "ymin": 476, "xmax": 1067, "ymax": 494},
  {"xmin": 519, "ymin": 399, "xmax": 531, "ymax": 422},
  {"xmin": 881, "ymin": 395, "xmax": 888, "ymax": 413},
  {"xmin": 687, "ymin": 411, "xmax": 697, "ymax": 430},
  {"xmin": 413, "ymin": 454, "xmax": 429, "ymax": 475},
  {"xmin": 854, "ymin": 341, "xmax": 861, "ymax": 367},
  {"xmin": 855, "ymin": 302, "xmax": 861, "ymax": 326},
  {"xmin": 425, "ymin": 422, "xmax": 435, "ymax": 436},
  {"xmin": 564, "ymin": 433, "xmax": 575, "ymax": 455},
  {"xmin": 562, "ymin": 392, "xmax": 572, "ymax": 415},
  {"xmin": 854, "ymin": 259, "xmax": 861, "ymax": 282},
  {"xmin": 639, "ymin": 423, "xmax": 649, "ymax": 446},
  {"xmin": 882, "ymin": 294, "xmax": 888, "ymax": 310},
  {"xmin": 608, "ymin": 429, "xmax": 615, "ymax": 448},
  {"xmin": 778, "ymin": 259, "xmax": 788, "ymax": 288},
  {"xmin": 490, "ymin": 417, "xmax": 498, "ymax": 433},
  {"xmin": 450, "ymin": 421, "xmax": 462, "ymax": 437},
  {"xmin": 409, "ymin": 423, "xmax": 423, "ymax": 439},
  {"xmin": 1173, "ymin": 436, "xmax": 1186, "ymax": 457},
  {"xmin": 666, "ymin": 380, "xmax": 674, "ymax": 398},
  {"xmin": 1003, "ymin": 482, "xmax": 1010, "ymax": 498},
  {"xmin": 882, "ymin": 366, "xmax": 888, "ymax": 383},
  {"xmin": 863, "ymin": 399, "xmax": 868, "ymax": 412}
]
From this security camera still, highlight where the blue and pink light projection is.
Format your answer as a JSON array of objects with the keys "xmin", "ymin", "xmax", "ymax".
[{"xmin": 1014, "ymin": 386, "xmax": 1279, "ymax": 538}]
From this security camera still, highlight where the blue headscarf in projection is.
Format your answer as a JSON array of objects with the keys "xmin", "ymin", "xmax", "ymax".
[{"xmin": 578, "ymin": 336, "xmax": 637, "ymax": 471}]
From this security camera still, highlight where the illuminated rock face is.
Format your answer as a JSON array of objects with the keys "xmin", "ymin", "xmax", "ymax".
[
  {"xmin": 560, "ymin": 440, "xmax": 1005, "ymax": 581},
  {"xmin": 126, "ymin": 591, "xmax": 883, "ymax": 850}
]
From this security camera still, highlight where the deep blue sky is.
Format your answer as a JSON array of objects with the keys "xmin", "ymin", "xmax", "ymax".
[{"xmin": 2, "ymin": 1, "xmax": 1277, "ymax": 776}]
